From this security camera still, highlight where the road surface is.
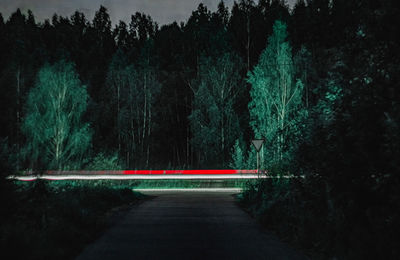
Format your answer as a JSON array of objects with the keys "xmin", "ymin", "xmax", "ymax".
[{"xmin": 77, "ymin": 190, "xmax": 307, "ymax": 260}]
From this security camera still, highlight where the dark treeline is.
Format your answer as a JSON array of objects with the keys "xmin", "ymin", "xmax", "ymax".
[
  {"xmin": 0, "ymin": 0, "xmax": 287, "ymax": 169},
  {"xmin": 0, "ymin": 0, "xmax": 398, "ymax": 168},
  {"xmin": 0, "ymin": 0, "xmax": 399, "ymax": 170},
  {"xmin": 1, "ymin": 0, "xmax": 396, "ymax": 171}
]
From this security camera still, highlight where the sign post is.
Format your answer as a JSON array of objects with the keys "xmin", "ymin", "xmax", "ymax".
[{"xmin": 251, "ymin": 139, "xmax": 264, "ymax": 177}]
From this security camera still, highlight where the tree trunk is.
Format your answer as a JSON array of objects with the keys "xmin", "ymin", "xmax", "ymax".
[
  {"xmin": 142, "ymin": 74, "xmax": 147, "ymax": 157},
  {"xmin": 246, "ymin": 12, "xmax": 250, "ymax": 71},
  {"xmin": 16, "ymin": 68, "xmax": 21, "ymax": 170},
  {"xmin": 117, "ymin": 79, "xmax": 121, "ymax": 155},
  {"xmin": 221, "ymin": 119, "xmax": 225, "ymax": 166},
  {"xmin": 186, "ymin": 98, "xmax": 190, "ymax": 167},
  {"xmin": 130, "ymin": 82, "xmax": 135, "ymax": 168},
  {"xmin": 146, "ymin": 94, "xmax": 151, "ymax": 168}
]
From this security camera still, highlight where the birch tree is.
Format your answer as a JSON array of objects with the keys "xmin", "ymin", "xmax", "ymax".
[
  {"xmin": 124, "ymin": 58, "xmax": 160, "ymax": 168},
  {"xmin": 22, "ymin": 60, "xmax": 91, "ymax": 170},
  {"xmin": 248, "ymin": 20, "xmax": 305, "ymax": 163},
  {"xmin": 107, "ymin": 49, "xmax": 160, "ymax": 168},
  {"xmin": 106, "ymin": 49, "xmax": 129, "ymax": 155}
]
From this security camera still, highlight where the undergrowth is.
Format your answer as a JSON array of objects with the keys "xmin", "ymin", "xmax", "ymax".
[
  {"xmin": 0, "ymin": 179, "xmax": 143, "ymax": 259},
  {"xmin": 238, "ymin": 168, "xmax": 400, "ymax": 259}
]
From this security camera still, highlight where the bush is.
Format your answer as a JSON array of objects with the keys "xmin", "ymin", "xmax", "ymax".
[
  {"xmin": 0, "ymin": 180, "xmax": 142, "ymax": 259},
  {"xmin": 229, "ymin": 139, "xmax": 246, "ymax": 169},
  {"xmin": 239, "ymin": 169, "xmax": 400, "ymax": 259},
  {"xmin": 86, "ymin": 152, "xmax": 124, "ymax": 170}
]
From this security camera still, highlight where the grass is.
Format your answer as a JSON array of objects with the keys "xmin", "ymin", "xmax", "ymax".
[
  {"xmin": 0, "ymin": 179, "xmax": 145, "ymax": 260},
  {"xmin": 130, "ymin": 179, "xmax": 253, "ymax": 189},
  {"xmin": 14, "ymin": 178, "xmax": 255, "ymax": 189}
]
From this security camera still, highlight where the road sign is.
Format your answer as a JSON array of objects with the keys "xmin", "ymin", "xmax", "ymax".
[
  {"xmin": 251, "ymin": 139, "xmax": 264, "ymax": 152},
  {"xmin": 252, "ymin": 139, "xmax": 265, "ymax": 178}
]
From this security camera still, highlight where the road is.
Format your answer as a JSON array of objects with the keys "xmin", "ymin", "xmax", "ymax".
[{"xmin": 76, "ymin": 190, "xmax": 307, "ymax": 260}]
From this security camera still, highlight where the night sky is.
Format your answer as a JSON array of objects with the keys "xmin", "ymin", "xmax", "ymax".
[{"xmin": 0, "ymin": 0, "xmax": 297, "ymax": 25}]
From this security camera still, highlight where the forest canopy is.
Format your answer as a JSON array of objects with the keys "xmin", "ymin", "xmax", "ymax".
[{"xmin": 0, "ymin": 0, "xmax": 398, "ymax": 173}]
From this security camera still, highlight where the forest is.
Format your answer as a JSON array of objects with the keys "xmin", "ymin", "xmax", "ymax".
[{"xmin": 0, "ymin": 0, "xmax": 399, "ymax": 258}]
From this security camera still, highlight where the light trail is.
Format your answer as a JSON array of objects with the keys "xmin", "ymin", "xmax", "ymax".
[
  {"xmin": 6, "ymin": 174, "xmax": 304, "ymax": 181},
  {"xmin": 7, "ymin": 174, "xmax": 266, "ymax": 181},
  {"xmin": 41, "ymin": 169, "xmax": 259, "ymax": 175},
  {"xmin": 132, "ymin": 188, "xmax": 243, "ymax": 192}
]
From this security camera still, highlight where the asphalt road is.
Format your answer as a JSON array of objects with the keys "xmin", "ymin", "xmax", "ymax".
[{"xmin": 76, "ymin": 191, "xmax": 307, "ymax": 260}]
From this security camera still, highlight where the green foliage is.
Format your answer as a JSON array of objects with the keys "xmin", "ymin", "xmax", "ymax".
[
  {"xmin": 21, "ymin": 60, "xmax": 91, "ymax": 170},
  {"xmin": 14, "ymin": 178, "xmax": 251, "ymax": 191},
  {"xmin": 130, "ymin": 179, "xmax": 250, "ymax": 189},
  {"xmin": 246, "ymin": 148, "xmax": 257, "ymax": 169},
  {"xmin": 240, "ymin": 164, "xmax": 291, "ymax": 216},
  {"xmin": 229, "ymin": 139, "xmax": 246, "ymax": 169},
  {"xmin": 106, "ymin": 47, "xmax": 161, "ymax": 168},
  {"xmin": 86, "ymin": 153, "xmax": 124, "ymax": 170},
  {"xmin": 189, "ymin": 52, "xmax": 244, "ymax": 167},
  {"xmin": 240, "ymin": 172, "xmax": 400, "ymax": 259},
  {"xmin": 247, "ymin": 20, "xmax": 306, "ymax": 165},
  {"xmin": 0, "ymin": 181, "xmax": 141, "ymax": 259}
]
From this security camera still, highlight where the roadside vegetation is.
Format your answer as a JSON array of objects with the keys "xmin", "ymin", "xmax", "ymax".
[
  {"xmin": 0, "ymin": 177, "xmax": 243, "ymax": 259},
  {"xmin": 0, "ymin": 177, "xmax": 144, "ymax": 259},
  {"xmin": 238, "ymin": 171, "xmax": 399, "ymax": 259},
  {"xmin": 233, "ymin": 3, "xmax": 399, "ymax": 259}
]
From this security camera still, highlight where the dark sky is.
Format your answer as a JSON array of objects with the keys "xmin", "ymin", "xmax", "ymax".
[{"xmin": 0, "ymin": 0, "xmax": 296, "ymax": 26}]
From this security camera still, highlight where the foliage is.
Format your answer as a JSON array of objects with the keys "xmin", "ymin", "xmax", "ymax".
[
  {"xmin": 246, "ymin": 148, "xmax": 257, "ymax": 169},
  {"xmin": 247, "ymin": 20, "xmax": 306, "ymax": 165},
  {"xmin": 240, "ymin": 2, "xmax": 400, "ymax": 259},
  {"xmin": 229, "ymin": 139, "xmax": 246, "ymax": 169},
  {"xmin": 0, "ymin": 138, "xmax": 16, "ymax": 202},
  {"xmin": 0, "ymin": 138, "xmax": 11, "ymax": 177},
  {"xmin": 240, "ymin": 172, "xmax": 400, "ymax": 259},
  {"xmin": 105, "ymin": 45, "xmax": 161, "ymax": 168},
  {"xmin": 0, "ymin": 180, "xmax": 142, "ymax": 259},
  {"xmin": 14, "ymin": 178, "xmax": 252, "ymax": 190},
  {"xmin": 189, "ymin": 52, "xmax": 244, "ymax": 167},
  {"xmin": 86, "ymin": 153, "xmax": 124, "ymax": 170},
  {"xmin": 21, "ymin": 60, "xmax": 91, "ymax": 170}
]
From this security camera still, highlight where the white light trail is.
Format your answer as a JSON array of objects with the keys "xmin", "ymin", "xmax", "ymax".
[
  {"xmin": 6, "ymin": 174, "xmax": 304, "ymax": 181},
  {"xmin": 133, "ymin": 188, "xmax": 243, "ymax": 192},
  {"xmin": 7, "ymin": 174, "xmax": 266, "ymax": 180}
]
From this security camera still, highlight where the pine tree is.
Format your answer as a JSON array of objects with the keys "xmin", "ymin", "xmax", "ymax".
[{"xmin": 22, "ymin": 60, "xmax": 91, "ymax": 170}]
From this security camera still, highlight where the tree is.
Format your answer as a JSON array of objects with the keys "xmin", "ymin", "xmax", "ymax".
[
  {"xmin": 0, "ymin": 9, "xmax": 44, "ymax": 170},
  {"xmin": 152, "ymin": 22, "xmax": 189, "ymax": 167},
  {"xmin": 247, "ymin": 20, "xmax": 305, "ymax": 164},
  {"xmin": 229, "ymin": 139, "xmax": 246, "ymax": 169},
  {"xmin": 22, "ymin": 60, "xmax": 91, "ymax": 170},
  {"xmin": 189, "ymin": 52, "xmax": 243, "ymax": 167},
  {"xmin": 106, "ymin": 44, "xmax": 161, "ymax": 168},
  {"xmin": 229, "ymin": 0, "xmax": 255, "ymax": 71},
  {"xmin": 114, "ymin": 21, "xmax": 129, "ymax": 50},
  {"xmin": 129, "ymin": 45, "xmax": 161, "ymax": 167},
  {"xmin": 106, "ymin": 49, "xmax": 129, "ymax": 155},
  {"xmin": 86, "ymin": 6, "xmax": 116, "ymax": 154}
]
